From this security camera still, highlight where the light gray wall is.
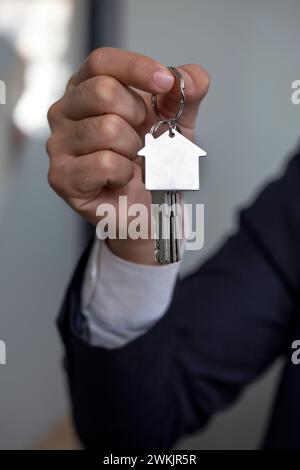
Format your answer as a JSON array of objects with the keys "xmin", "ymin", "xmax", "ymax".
[
  {"xmin": 0, "ymin": 140, "xmax": 83, "ymax": 449},
  {"xmin": 0, "ymin": 0, "xmax": 88, "ymax": 449},
  {"xmin": 121, "ymin": 0, "xmax": 300, "ymax": 449}
]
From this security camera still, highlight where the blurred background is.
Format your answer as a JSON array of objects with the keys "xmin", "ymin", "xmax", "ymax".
[{"xmin": 0, "ymin": 0, "xmax": 299, "ymax": 450}]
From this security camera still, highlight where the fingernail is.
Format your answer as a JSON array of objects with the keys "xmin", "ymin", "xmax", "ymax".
[{"xmin": 153, "ymin": 69, "xmax": 174, "ymax": 91}]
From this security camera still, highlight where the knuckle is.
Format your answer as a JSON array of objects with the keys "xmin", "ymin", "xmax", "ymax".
[
  {"xmin": 64, "ymin": 82, "xmax": 79, "ymax": 103},
  {"xmin": 99, "ymin": 114, "xmax": 122, "ymax": 142},
  {"xmin": 100, "ymin": 151, "xmax": 118, "ymax": 176},
  {"xmin": 95, "ymin": 76, "xmax": 118, "ymax": 105},
  {"xmin": 47, "ymin": 99, "xmax": 64, "ymax": 129},
  {"xmin": 47, "ymin": 102, "xmax": 58, "ymax": 127},
  {"xmin": 86, "ymin": 50, "xmax": 98, "ymax": 76},
  {"xmin": 87, "ymin": 48, "xmax": 107, "ymax": 76},
  {"xmin": 66, "ymin": 74, "xmax": 77, "ymax": 90},
  {"xmin": 46, "ymin": 136, "xmax": 56, "ymax": 158},
  {"xmin": 47, "ymin": 165, "xmax": 59, "ymax": 192}
]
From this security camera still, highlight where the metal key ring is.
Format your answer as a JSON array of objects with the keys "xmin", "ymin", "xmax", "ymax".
[
  {"xmin": 150, "ymin": 119, "xmax": 182, "ymax": 137},
  {"xmin": 151, "ymin": 66, "xmax": 185, "ymax": 125}
]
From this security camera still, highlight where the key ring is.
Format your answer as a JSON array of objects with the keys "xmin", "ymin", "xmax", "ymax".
[
  {"xmin": 150, "ymin": 119, "xmax": 182, "ymax": 137},
  {"xmin": 151, "ymin": 66, "xmax": 185, "ymax": 126}
]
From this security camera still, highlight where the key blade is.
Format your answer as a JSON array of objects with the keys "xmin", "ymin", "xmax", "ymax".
[{"xmin": 151, "ymin": 191, "xmax": 171, "ymax": 263}]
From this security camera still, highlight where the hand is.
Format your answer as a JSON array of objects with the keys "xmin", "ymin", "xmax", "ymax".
[{"xmin": 46, "ymin": 48, "xmax": 210, "ymax": 263}]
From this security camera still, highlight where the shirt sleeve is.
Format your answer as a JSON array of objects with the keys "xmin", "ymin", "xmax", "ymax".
[{"xmin": 81, "ymin": 239, "xmax": 180, "ymax": 348}]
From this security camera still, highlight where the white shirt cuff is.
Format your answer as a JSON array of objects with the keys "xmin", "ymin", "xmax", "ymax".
[{"xmin": 81, "ymin": 239, "xmax": 181, "ymax": 348}]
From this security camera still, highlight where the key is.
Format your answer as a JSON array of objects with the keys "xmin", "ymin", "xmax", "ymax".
[
  {"xmin": 138, "ymin": 128, "xmax": 206, "ymax": 263},
  {"xmin": 151, "ymin": 190, "xmax": 171, "ymax": 263},
  {"xmin": 151, "ymin": 190, "xmax": 182, "ymax": 264},
  {"xmin": 170, "ymin": 191, "xmax": 181, "ymax": 262},
  {"xmin": 137, "ymin": 66, "xmax": 207, "ymax": 264}
]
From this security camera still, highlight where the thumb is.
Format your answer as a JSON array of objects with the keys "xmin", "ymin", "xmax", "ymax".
[{"xmin": 158, "ymin": 64, "xmax": 210, "ymax": 132}]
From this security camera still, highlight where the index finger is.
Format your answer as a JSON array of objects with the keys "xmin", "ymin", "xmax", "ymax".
[{"xmin": 73, "ymin": 47, "xmax": 174, "ymax": 94}]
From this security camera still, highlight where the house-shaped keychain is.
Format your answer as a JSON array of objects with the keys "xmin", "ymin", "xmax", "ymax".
[{"xmin": 138, "ymin": 129, "xmax": 207, "ymax": 191}]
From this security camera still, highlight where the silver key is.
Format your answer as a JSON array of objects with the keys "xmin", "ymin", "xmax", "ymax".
[
  {"xmin": 151, "ymin": 191, "xmax": 169, "ymax": 263},
  {"xmin": 138, "ymin": 127, "xmax": 206, "ymax": 264},
  {"xmin": 151, "ymin": 190, "xmax": 182, "ymax": 263},
  {"xmin": 137, "ymin": 66, "xmax": 207, "ymax": 264},
  {"xmin": 170, "ymin": 191, "xmax": 181, "ymax": 262}
]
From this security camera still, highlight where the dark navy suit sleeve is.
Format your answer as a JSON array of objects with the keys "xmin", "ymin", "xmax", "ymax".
[{"xmin": 58, "ymin": 151, "xmax": 300, "ymax": 449}]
